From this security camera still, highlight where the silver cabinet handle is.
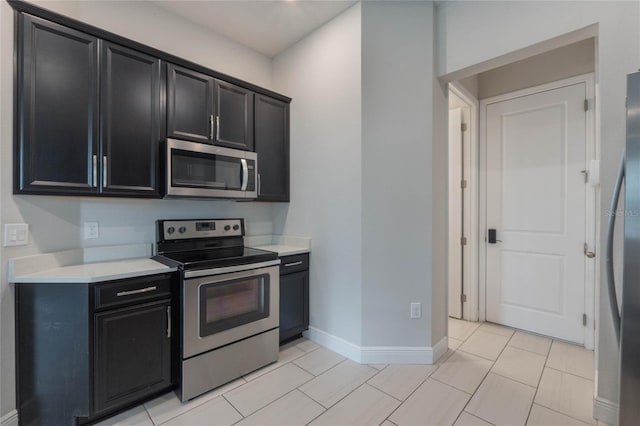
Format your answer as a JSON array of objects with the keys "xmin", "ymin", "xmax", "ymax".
[
  {"xmin": 284, "ymin": 261, "xmax": 303, "ymax": 267},
  {"xmin": 102, "ymin": 156, "xmax": 108, "ymax": 188},
  {"xmin": 209, "ymin": 114, "xmax": 214, "ymax": 140},
  {"xmin": 166, "ymin": 306, "xmax": 171, "ymax": 338},
  {"xmin": 116, "ymin": 286, "xmax": 157, "ymax": 297},
  {"xmin": 240, "ymin": 159, "xmax": 248, "ymax": 191},
  {"xmin": 216, "ymin": 115, "xmax": 220, "ymax": 141},
  {"xmin": 258, "ymin": 173, "xmax": 261, "ymax": 196},
  {"xmin": 92, "ymin": 155, "xmax": 97, "ymax": 187}
]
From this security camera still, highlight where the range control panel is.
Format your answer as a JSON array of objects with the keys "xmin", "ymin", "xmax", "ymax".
[{"xmin": 159, "ymin": 219, "xmax": 244, "ymax": 240}]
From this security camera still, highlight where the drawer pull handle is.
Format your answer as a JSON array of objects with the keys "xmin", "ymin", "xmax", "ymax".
[
  {"xmin": 284, "ymin": 261, "xmax": 303, "ymax": 267},
  {"xmin": 116, "ymin": 286, "xmax": 157, "ymax": 297}
]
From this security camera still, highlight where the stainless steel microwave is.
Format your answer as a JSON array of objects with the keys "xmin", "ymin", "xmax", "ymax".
[{"xmin": 165, "ymin": 138, "xmax": 257, "ymax": 199}]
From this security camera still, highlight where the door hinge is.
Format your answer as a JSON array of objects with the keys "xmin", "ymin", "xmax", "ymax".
[
  {"xmin": 584, "ymin": 99, "xmax": 589, "ymax": 112},
  {"xmin": 580, "ymin": 169, "xmax": 588, "ymax": 183},
  {"xmin": 461, "ymin": 123, "xmax": 468, "ymax": 132},
  {"xmin": 584, "ymin": 243, "xmax": 596, "ymax": 258},
  {"xmin": 461, "ymin": 237, "xmax": 467, "ymax": 246},
  {"xmin": 461, "ymin": 180, "xmax": 467, "ymax": 189},
  {"xmin": 582, "ymin": 313, "xmax": 587, "ymax": 326},
  {"xmin": 461, "ymin": 294, "xmax": 467, "ymax": 303}
]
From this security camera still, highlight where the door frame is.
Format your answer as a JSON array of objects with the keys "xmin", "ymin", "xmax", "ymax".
[
  {"xmin": 449, "ymin": 82, "xmax": 480, "ymax": 321},
  {"xmin": 478, "ymin": 73, "xmax": 597, "ymax": 349}
]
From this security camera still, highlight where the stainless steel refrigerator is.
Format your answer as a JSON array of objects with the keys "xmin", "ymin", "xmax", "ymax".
[{"xmin": 607, "ymin": 70, "xmax": 640, "ymax": 425}]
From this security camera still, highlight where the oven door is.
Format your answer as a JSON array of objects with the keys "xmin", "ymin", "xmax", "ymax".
[
  {"xmin": 183, "ymin": 264, "xmax": 279, "ymax": 359},
  {"xmin": 166, "ymin": 138, "xmax": 257, "ymax": 199}
]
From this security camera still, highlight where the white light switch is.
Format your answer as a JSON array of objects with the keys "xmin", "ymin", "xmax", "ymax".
[
  {"xmin": 4, "ymin": 223, "xmax": 29, "ymax": 247},
  {"xmin": 84, "ymin": 222, "xmax": 99, "ymax": 239}
]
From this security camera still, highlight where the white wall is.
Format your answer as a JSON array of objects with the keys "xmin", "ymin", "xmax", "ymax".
[
  {"xmin": 436, "ymin": 1, "xmax": 640, "ymax": 420},
  {"xmin": 360, "ymin": 1, "xmax": 438, "ymax": 347},
  {"xmin": 0, "ymin": 0, "xmax": 276, "ymax": 417},
  {"xmin": 271, "ymin": 3, "xmax": 363, "ymax": 345}
]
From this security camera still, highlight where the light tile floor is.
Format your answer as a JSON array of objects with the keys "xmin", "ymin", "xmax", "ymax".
[{"xmin": 97, "ymin": 318, "xmax": 602, "ymax": 426}]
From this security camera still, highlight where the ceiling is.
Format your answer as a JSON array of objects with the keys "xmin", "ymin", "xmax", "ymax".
[{"xmin": 149, "ymin": 0, "xmax": 358, "ymax": 57}]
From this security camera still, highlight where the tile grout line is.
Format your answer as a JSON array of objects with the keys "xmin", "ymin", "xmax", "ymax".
[
  {"xmin": 222, "ymin": 393, "xmax": 246, "ymax": 423},
  {"xmin": 452, "ymin": 323, "xmax": 515, "ymax": 425},
  {"xmin": 296, "ymin": 359, "xmax": 380, "ymax": 410},
  {"xmin": 523, "ymin": 338, "xmax": 554, "ymax": 425},
  {"xmin": 544, "ymin": 364, "xmax": 596, "ymax": 382},
  {"xmin": 380, "ymin": 365, "xmax": 444, "ymax": 424}
]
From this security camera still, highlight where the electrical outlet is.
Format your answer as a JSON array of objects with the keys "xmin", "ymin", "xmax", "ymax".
[
  {"xmin": 410, "ymin": 302, "xmax": 421, "ymax": 319},
  {"xmin": 84, "ymin": 222, "xmax": 99, "ymax": 239},
  {"xmin": 4, "ymin": 223, "xmax": 29, "ymax": 247}
]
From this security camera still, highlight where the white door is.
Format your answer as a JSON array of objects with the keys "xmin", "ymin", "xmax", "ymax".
[
  {"xmin": 449, "ymin": 108, "xmax": 463, "ymax": 319},
  {"xmin": 485, "ymin": 82, "xmax": 586, "ymax": 344}
]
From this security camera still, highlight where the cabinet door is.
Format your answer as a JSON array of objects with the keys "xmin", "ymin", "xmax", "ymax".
[
  {"xmin": 94, "ymin": 300, "xmax": 172, "ymax": 415},
  {"xmin": 17, "ymin": 14, "xmax": 99, "ymax": 194},
  {"xmin": 101, "ymin": 42, "xmax": 163, "ymax": 197},
  {"xmin": 255, "ymin": 95, "xmax": 290, "ymax": 201},
  {"xmin": 167, "ymin": 64, "xmax": 214, "ymax": 143},
  {"xmin": 214, "ymin": 80, "xmax": 254, "ymax": 151},
  {"xmin": 279, "ymin": 270, "xmax": 309, "ymax": 343}
]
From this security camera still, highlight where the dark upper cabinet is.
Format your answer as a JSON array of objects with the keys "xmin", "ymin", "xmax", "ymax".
[
  {"xmin": 166, "ymin": 70, "xmax": 255, "ymax": 151},
  {"xmin": 101, "ymin": 42, "xmax": 163, "ymax": 196},
  {"xmin": 16, "ymin": 14, "xmax": 163, "ymax": 198},
  {"xmin": 214, "ymin": 80, "xmax": 254, "ymax": 151},
  {"xmin": 166, "ymin": 64, "xmax": 214, "ymax": 143},
  {"xmin": 255, "ymin": 95, "xmax": 290, "ymax": 201},
  {"xmin": 16, "ymin": 14, "xmax": 99, "ymax": 194}
]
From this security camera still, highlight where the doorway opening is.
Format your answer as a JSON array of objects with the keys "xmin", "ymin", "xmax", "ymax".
[{"xmin": 446, "ymin": 38, "xmax": 598, "ymax": 349}]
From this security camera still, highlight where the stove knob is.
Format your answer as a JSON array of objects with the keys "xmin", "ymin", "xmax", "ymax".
[
  {"xmin": 167, "ymin": 226, "xmax": 175, "ymax": 235},
  {"xmin": 233, "ymin": 224, "xmax": 240, "ymax": 231},
  {"xmin": 179, "ymin": 226, "xmax": 187, "ymax": 234},
  {"xmin": 224, "ymin": 225, "xmax": 231, "ymax": 231}
]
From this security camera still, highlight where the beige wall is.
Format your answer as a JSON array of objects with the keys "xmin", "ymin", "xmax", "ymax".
[{"xmin": 477, "ymin": 38, "xmax": 595, "ymax": 99}]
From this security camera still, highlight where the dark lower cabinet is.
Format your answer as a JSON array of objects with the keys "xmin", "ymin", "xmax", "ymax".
[
  {"xmin": 255, "ymin": 95, "xmax": 290, "ymax": 201},
  {"xmin": 16, "ymin": 273, "xmax": 176, "ymax": 426},
  {"xmin": 279, "ymin": 253, "xmax": 309, "ymax": 343},
  {"xmin": 94, "ymin": 300, "xmax": 172, "ymax": 416}
]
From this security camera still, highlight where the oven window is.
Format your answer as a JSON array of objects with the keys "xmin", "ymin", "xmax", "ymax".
[
  {"xmin": 172, "ymin": 149, "xmax": 243, "ymax": 190},
  {"xmin": 199, "ymin": 274, "xmax": 270, "ymax": 337}
]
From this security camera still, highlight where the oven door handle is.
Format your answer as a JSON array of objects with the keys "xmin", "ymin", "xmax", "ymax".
[
  {"xmin": 184, "ymin": 259, "xmax": 281, "ymax": 279},
  {"xmin": 240, "ymin": 159, "xmax": 248, "ymax": 191}
]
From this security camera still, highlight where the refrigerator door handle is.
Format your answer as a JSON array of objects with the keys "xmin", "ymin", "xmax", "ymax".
[{"xmin": 606, "ymin": 152, "xmax": 625, "ymax": 346}]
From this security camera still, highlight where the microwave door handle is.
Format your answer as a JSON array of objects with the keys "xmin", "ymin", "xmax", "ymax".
[{"xmin": 241, "ymin": 159, "xmax": 248, "ymax": 191}]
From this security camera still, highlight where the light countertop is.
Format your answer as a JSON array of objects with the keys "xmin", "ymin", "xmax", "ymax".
[
  {"xmin": 9, "ymin": 244, "xmax": 177, "ymax": 284},
  {"xmin": 245, "ymin": 235, "xmax": 311, "ymax": 257}
]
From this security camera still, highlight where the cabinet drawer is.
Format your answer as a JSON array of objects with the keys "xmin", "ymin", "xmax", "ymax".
[
  {"xmin": 94, "ymin": 274, "xmax": 172, "ymax": 310},
  {"xmin": 279, "ymin": 253, "xmax": 309, "ymax": 274}
]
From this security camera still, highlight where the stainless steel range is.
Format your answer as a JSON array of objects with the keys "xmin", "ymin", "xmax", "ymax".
[{"xmin": 154, "ymin": 218, "xmax": 280, "ymax": 401}]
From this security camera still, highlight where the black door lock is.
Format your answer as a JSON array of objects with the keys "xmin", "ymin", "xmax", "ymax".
[{"xmin": 488, "ymin": 229, "xmax": 497, "ymax": 244}]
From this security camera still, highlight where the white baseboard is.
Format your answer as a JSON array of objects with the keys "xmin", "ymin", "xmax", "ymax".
[
  {"xmin": 303, "ymin": 326, "xmax": 448, "ymax": 364},
  {"xmin": 594, "ymin": 396, "xmax": 618, "ymax": 426},
  {"xmin": 0, "ymin": 410, "xmax": 18, "ymax": 426}
]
